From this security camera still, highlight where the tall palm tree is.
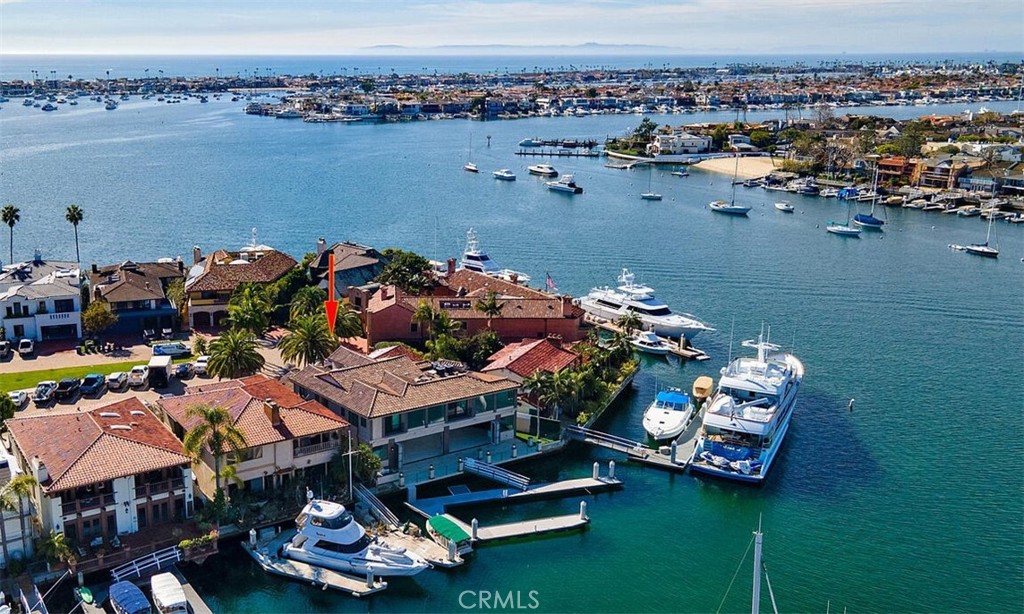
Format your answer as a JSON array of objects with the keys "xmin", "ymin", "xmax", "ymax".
[
  {"xmin": 227, "ymin": 284, "xmax": 272, "ymax": 336},
  {"xmin": 432, "ymin": 311, "xmax": 461, "ymax": 338},
  {"xmin": 64, "ymin": 204, "xmax": 84, "ymax": 264},
  {"xmin": 1, "ymin": 204, "xmax": 19, "ymax": 264},
  {"xmin": 181, "ymin": 403, "xmax": 246, "ymax": 521},
  {"xmin": 289, "ymin": 286, "xmax": 326, "ymax": 321},
  {"xmin": 279, "ymin": 314, "xmax": 339, "ymax": 367},
  {"xmin": 412, "ymin": 299, "xmax": 435, "ymax": 340},
  {"xmin": 475, "ymin": 290, "xmax": 505, "ymax": 329},
  {"xmin": 335, "ymin": 305, "xmax": 363, "ymax": 339},
  {"xmin": 0, "ymin": 474, "xmax": 38, "ymax": 565},
  {"xmin": 207, "ymin": 329, "xmax": 265, "ymax": 379},
  {"xmin": 522, "ymin": 370, "xmax": 556, "ymax": 413}
]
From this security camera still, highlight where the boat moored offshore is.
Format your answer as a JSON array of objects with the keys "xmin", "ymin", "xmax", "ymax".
[
  {"xmin": 547, "ymin": 174, "xmax": 583, "ymax": 194},
  {"xmin": 528, "ymin": 164, "xmax": 558, "ymax": 176}
]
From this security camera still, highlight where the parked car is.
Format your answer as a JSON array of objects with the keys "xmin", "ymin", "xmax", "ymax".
[
  {"xmin": 152, "ymin": 342, "xmax": 190, "ymax": 357},
  {"xmin": 107, "ymin": 371, "xmax": 128, "ymax": 391},
  {"xmin": 194, "ymin": 355, "xmax": 210, "ymax": 376},
  {"xmin": 33, "ymin": 381, "xmax": 57, "ymax": 405},
  {"xmin": 127, "ymin": 365, "xmax": 149, "ymax": 388},
  {"xmin": 55, "ymin": 377, "xmax": 82, "ymax": 401},
  {"xmin": 0, "ymin": 340, "xmax": 11, "ymax": 359},
  {"xmin": 173, "ymin": 362, "xmax": 194, "ymax": 380},
  {"xmin": 17, "ymin": 338, "xmax": 34, "ymax": 356},
  {"xmin": 81, "ymin": 373, "xmax": 107, "ymax": 396},
  {"xmin": 7, "ymin": 390, "xmax": 28, "ymax": 409}
]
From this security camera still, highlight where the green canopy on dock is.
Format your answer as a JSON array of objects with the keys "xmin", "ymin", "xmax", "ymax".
[{"xmin": 428, "ymin": 515, "xmax": 471, "ymax": 542}]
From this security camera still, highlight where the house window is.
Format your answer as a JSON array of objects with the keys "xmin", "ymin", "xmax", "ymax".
[
  {"xmin": 228, "ymin": 447, "xmax": 264, "ymax": 464},
  {"xmin": 383, "ymin": 414, "xmax": 404, "ymax": 435},
  {"xmin": 37, "ymin": 301, "xmax": 47, "ymax": 313},
  {"xmin": 410, "ymin": 322, "xmax": 418, "ymax": 333},
  {"xmin": 426, "ymin": 405, "xmax": 445, "ymax": 424},
  {"xmin": 446, "ymin": 400, "xmax": 471, "ymax": 422},
  {"xmin": 54, "ymin": 299, "xmax": 75, "ymax": 313},
  {"xmin": 495, "ymin": 390, "xmax": 517, "ymax": 408},
  {"xmin": 406, "ymin": 409, "xmax": 426, "ymax": 429},
  {"xmin": 13, "ymin": 325, "xmax": 24, "ymax": 338},
  {"xmin": 107, "ymin": 514, "xmax": 117, "ymax": 536}
]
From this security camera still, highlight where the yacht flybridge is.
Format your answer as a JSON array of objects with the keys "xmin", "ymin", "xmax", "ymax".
[
  {"xmin": 282, "ymin": 499, "xmax": 429, "ymax": 577},
  {"xmin": 577, "ymin": 269, "xmax": 712, "ymax": 341},
  {"xmin": 690, "ymin": 329, "xmax": 804, "ymax": 484},
  {"xmin": 458, "ymin": 228, "xmax": 531, "ymax": 284}
]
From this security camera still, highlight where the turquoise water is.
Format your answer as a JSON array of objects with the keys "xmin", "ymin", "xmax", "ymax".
[{"xmin": 2, "ymin": 98, "xmax": 1022, "ymax": 612}]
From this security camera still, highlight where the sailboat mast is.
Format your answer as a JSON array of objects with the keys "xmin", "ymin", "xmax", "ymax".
[{"xmin": 752, "ymin": 519, "xmax": 763, "ymax": 614}]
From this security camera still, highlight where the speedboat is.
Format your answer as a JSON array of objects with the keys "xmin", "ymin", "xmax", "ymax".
[
  {"xmin": 282, "ymin": 499, "xmax": 429, "ymax": 576},
  {"xmin": 458, "ymin": 228, "xmax": 531, "ymax": 284},
  {"xmin": 642, "ymin": 388, "xmax": 695, "ymax": 441},
  {"xmin": 109, "ymin": 581, "xmax": 151, "ymax": 614},
  {"xmin": 528, "ymin": 164, "xmax": 558, "ymax": 176},
  {"xmin": 774, "ymin": 202, "xmax": 794, "ymax": 212},
  {"xmin": 464, "ymin": 162, "xmax": 479, "ymax": 173},
  {"xmin": 578, "ymin": 268, "xmax": 712, "ymax": 341},
  {"xmin": 426, "ymin": 515, "xmax": 473, "ymax": 556},
  {"xmin": 41, "ymin": 103, "xmax": 57, "ymax": 112},
  {"xmin": 493, "ymin": 169, "xmax": 516, "ymax": 181},
  {"xmin": 547, "ymin": 174, "xmax": 583, "ymax": 194},
  {"xmin": 519, "ymin": 138, "xmax": 544, "ymax": 147},
  {"xmin": 630, "ymin": 331, "xmax": 671, "ymax": 355},
  {"xmin": 708, "ymin": 200, "xmax": 751, "ymax": 215},
  {"xmin": 105, "ymin": 101, "xmax": 118, "ymax": 110},
  {"xmin": 22, "ymin": 99, "xmax": 33, "ymax": 107},
  {"xmin": 690, "ymin": 330, "xmax": 805, "ymax": 484}
]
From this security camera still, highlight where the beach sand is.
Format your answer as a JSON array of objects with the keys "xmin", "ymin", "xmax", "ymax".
[{"xmin": 693, "ymin": 156, "xmax": 778, "ymax": 179}]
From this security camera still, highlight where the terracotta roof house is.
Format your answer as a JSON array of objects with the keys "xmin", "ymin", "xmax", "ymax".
[
  {"xmin": 308, "ymin": 239, "xmax": 390, "ymax": 300},
  {"xmin": 348, "ymin": 267, "xmax": 585, "ymax": 346},
  {"xmin": 5, "ymin": 398, "xmax": 193, "ymax": 559},
  {"xmin": 287, "ymin": 346, "xmax": 519, "ymax": 484},
  {"xmin": 155, "ymin": 375, "xmax": 349, "ymax": 499},
  {"xmin": 183, "ymin": 244, "xmax": 297, "ymax": 329},
  {"xmin": 88, "ymin": 260, "xmax": 186, "ymax": 336},
  {"xmin": 482, "ymin": 337, "xmax": 581, "ymax": 383}
]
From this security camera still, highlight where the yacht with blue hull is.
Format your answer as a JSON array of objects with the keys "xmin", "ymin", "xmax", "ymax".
[{"xmin": 689, "ymin": 331, "xmax": 804, "ymax": 484}]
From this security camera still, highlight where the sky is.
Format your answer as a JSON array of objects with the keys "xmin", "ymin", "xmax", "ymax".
[{"xmin": 1, "ymin": 0, "xmax": 1021, "ymax": 55}]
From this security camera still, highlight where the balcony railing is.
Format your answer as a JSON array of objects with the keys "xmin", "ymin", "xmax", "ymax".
[
  {"xmin": 61, "ymin": 493, "xmax": 115, "ymax": 516},
  {"xmin": 134, "ymin": 477, "xmax": 185, "ymax": 499},
  {"xmin": 293, "ymin": 440, "xmax": 340, "ymax": 458}
]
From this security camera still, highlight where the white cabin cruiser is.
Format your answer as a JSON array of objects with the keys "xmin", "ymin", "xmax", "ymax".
[
  {"xmin": 630, "ymin": 331, "xmax": 671, "ymax": 355},
  {"xmin": 689, "ymin": 331, "xmax": 804, "ymax": 484},
  {"xmin": 642, "ymin": 388, "xmax": 695, "ymax": 441},
  {"xmin": 578, "ymin": 269, "xmax": 712, "ymax": 341},
  {"xmin": 547, "ymin": 174, "xmax": 583, "ymax": 194},
  {"xmin": 282, "ymin": 499, "xmax": 429, "ymax": 576},
  {"xmin": 528, "ymin": 164, "xmax": 558, "ymax": 176},
  {"xmin": 458, "ymin": 229, "xmax": 531, "ymax": 284},
  {"xmin": 493, "ymin": 168, "xmax": 516, "ymax": 180}
]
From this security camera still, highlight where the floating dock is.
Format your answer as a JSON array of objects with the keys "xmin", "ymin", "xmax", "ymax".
[
  {"xmin": 584, "ymin": 314, "xmax": 710, "ymax": 361},
  {"xmin": 405, "ymin": 475, "xmax": 623, "ymax": 518},
  {"xmin": 565, "ymin": 413, "xmax": 703, "ymax": 474},
  {"xmin": 437, "ymin": 511, "xmax": 589, "ymax": 543},
  {"xmin": 383, "ymin": 527, "xmax": 464, "ymax": 568},
  {"xmin": 241, "ymin": 530, "xmax": 387, "ymax": 598},
  {"xmin": 515, "ymin": 149, "xmax": 601, "ymax": 157}
]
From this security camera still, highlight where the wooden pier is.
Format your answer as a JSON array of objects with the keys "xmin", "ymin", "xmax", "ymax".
[
  {"xmin": 515, "ymin": 149, "xmax": 601, "ymax": 157},
  {"xmin": 383, "ymin": 527, "xmax": 465, "ymax": 568},
  {"xmin": 241, "ymin": 530, "xmax": 387, "ymax": 597},
  {"xmin": 584, "ymin": 314, "xmax": 709, "ymax": 361},
  {"xmin": 475, "ymin": 514, "xmax": 589, "ymax": 541}
]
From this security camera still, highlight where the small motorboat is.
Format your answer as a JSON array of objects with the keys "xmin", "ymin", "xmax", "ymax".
[
  {"xmin": 774, "ymin": 201, "xmax": 794, "ymax": 212},
  {"xmin": 493, "ymin": 168, "xmax": 516, "ymax": 181},
  {"xmin": 671, "ymin": 170, "xmax": 689, "ymax": 177},
  {"xmin": 642, "ymin": 388, "xmax": 694, "ymax": 441},
  {"xmin": 528, "ymin": 164, "xmax": 558, "ymax": 176},
  {"xmin": 630, "ymin": 331, "xmax": 672, "ymax": 355},
  {"xmin": 464, "ymin": 162, "xmax": 479, "ymax": 173}
]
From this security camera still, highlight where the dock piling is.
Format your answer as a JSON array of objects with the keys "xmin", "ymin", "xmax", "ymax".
[
  {"xmin": 398, "ymin": 472, "xmax": 405, "ymax": 488},
  {"xmin": 486, "ymin": 450, "xmax": 492, "ymax": 463},
  {"xmin": 458, "ymin": 457, "xmax": 464, "ymax": 472},
  {"xmin": 608, "ymin": 460, "xmax": 616, "ymax": 479},
  {"xmin": 512, "ymin": 443, "xmax": 518, "ymax": 458},
  {"xmin": 249, "ymin": 528, "xmax": 257, "ymax": 548},
  {"xmin": 448, "ymin": 539, "xmax": 457, "ymax": 562},
  {"xmin": 471, "ymin": 518, "xmax": 479, "ymax": 541},
  {"xmin": 428, "ymin": 465, "xmax": 435, "ymax": 480},
  {"xmin": 580, "ymin": 501, "xmax": 588, "ymax": 521},
  {"xmin": 670, "ymin": 441, "xmax": 678, "ymax": 464},
  {"xmin": 366, "ymin": 566, "xmax": 375, "ymax": 589},
  {"xmin": 592, "ymin": 462, "xmax": 600, "ymax": 480}
]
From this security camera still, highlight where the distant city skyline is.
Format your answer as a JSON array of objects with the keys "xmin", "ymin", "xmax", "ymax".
[{"xmin": 1, "ymin": 0, "xmax": 1021, "ymax": 56}]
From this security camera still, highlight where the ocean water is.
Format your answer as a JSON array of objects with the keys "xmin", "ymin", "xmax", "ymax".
[{"xmin": 1, "ymin": 97, "xmax": 1022, "ymax": 613}]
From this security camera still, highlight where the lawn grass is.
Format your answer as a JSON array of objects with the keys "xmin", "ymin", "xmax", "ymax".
[{"xmin": 0, "ymin": 356, "xmax": 191, "ymax": 392}]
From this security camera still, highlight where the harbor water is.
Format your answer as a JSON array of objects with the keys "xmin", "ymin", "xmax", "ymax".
[{"xmin": 1, "ymin": 98, "xmax": 1022, "ymax": 612}]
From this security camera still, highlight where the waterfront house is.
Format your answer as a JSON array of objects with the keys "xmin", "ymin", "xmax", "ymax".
[
  {"xmin": 912, "ymin": 154, "xmax": 984, "ymax": 189},
  {"xmin": 0, "ymin": 254, "xmax": 82, "ymax": 342},
  {"xmin": 482, "ymin": 337, "xmax": 581, "ymax": 384},
  {"xmin": 308, "ymin": 239, "xmax": 389, "ymax": 301},
  {"xmin": 5, "ymin": 399, "xmax": 194, "ymax": 557},
  {"xmin": 646, "ymin": 131, "xmax": 712, "ymax": 157},
  {"xmin": 0, "ymin": 453, "xmax": 34, "ymax": 570},
  {"xmin": 88, "ymin": 260, "xmax": 186, "ymax": 336},
  {"xmin": 287, "ymin": 346, "xmax": 519, "ymax": 484},
  {"xmin": 184, "ymin": 244, "xmax": 297, "ymax": 329},
  {"xmin": 348, "ymin": 267, "xmax": 586, "ymax": 346},
  {"xmin": 877, "ymin": 156, "xmax": 918, "ymax": 183},
  {"xmin": 155, "ymin": 375, "xmax": 349, "ymax": 500}
]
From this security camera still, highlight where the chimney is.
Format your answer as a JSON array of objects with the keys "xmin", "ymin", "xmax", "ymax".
[
  {"xmin": 91, "ymin": 263, "xmax": 98, "ymax": 274},
  {"xmin": 94, "ymin": 286, "xmax": 103, "ymax": 301},
  {"xmin": 446, "ymin": 258, "xmax": 456, "ymax": 277},
  {"xmin": 380, "ymin": 286, "xmax": 390, "ymax": 301},
  {"xmin": 32, "ymin": 456, "xmax": 49, "ymax": 483},
  {"xmin": 547, "ymin": 334, "xmax": 562, "ymax": 348},
  {"xmin": 263, "ymin": 398, "xmax": 281, "ymax": 427},
  {"xmin": 316, "ymin": 237, "xmax": 327, "ymax": 255},
  {"xmin": 192, "ymin": 246, "xmax": 202, "ymax": 265},
  {"xmin": 177, "ymin": 259, "xmax": 184, "ymax": 273},
  {"xmin": 33, "ymin": 249, "xmax": 42, "ymax": 264}
]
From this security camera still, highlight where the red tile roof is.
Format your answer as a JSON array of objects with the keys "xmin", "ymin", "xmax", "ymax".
[
  {"xmin": 186, "ymin": 250, "xmax": 297, "ymax": 293},
  {"xmin": 156, "ymin": 374, "xmax": 348, "ymax": 449},
  {"xmin": 483, "ymin": 338, "xmax": 580, "ymax": 378},
  {"xmin": 6, "ymin": 398, "xmax": 189, "ymax": 494}
]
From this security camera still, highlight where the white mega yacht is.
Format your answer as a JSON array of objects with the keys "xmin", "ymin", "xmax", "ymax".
[
  {"xmin": 689, "ymin": 330, "xmax": 804, "ymax": 484},
  {"xmin": 458, "ymin": 228, "xmax": 531, "ymax": 284},
  {"xmin": 282, "ymin": 499, "xmax": 429, "ymax": 577},
  {"xmin": 578, "ymin": 269, "xmax": 712, "ymax": 341}
]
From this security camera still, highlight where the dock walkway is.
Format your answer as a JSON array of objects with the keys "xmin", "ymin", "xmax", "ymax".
[
  {"xmin": 566, "ymin": 415, "xmax": 702, "ymax": 474},
  {"xmin": 475, "ymin": 514, "xmax": 589, "ymax": 541},
  {"xmin": 383, "ymin": 528, "xmax": 464, "ymax": 568},
  {"xmin": 241, "ymin": 530, "xmax": 387, "ymax": 598},
  {"xmin": 405, "ymin": 476, "xmax": 623, "ymax": 518}
]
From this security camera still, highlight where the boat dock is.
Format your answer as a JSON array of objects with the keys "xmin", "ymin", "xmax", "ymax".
[
  {"xmin": 438, "ymin": 510, "xmax": 590, "ymax": 543},
  {"xmin": 565, "ymin": 414, "xmax": 703, "ymax": 474},
  {"xmin": 384, "ymin": 527, "xmax": 465, "ymax": 568},
  {"xmin": 76, "ymin": 566, "xmax": 213, "ymax": 614},
  {"xmin": 584, "ymin": 314, "xmax": 709, "ymax": 361},
  {"xmin": 515, "ymin": 149, "xmax": 601, "ymax": 157},
  {"xmin": 241, "ymin": 530, "xmax": 387, "ymax": 598}
]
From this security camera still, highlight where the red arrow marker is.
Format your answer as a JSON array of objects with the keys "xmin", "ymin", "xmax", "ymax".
[{"xmin": 325, "ymin": 252, "xmax": 339, "ymax": 336}]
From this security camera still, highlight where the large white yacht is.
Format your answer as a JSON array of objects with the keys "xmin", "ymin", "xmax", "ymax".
[
  {"xmin": 642, "ymin": 388, "xmax": 695, "ymax": 441},
  {"xmin": 282, "ymin": 499, "xmax": 429, "ymax": 577},
  {"xmin": 578, "ymin": 269, "xmax": 712, "ymax": 340},
  {"xmin": 458, "ymin": 228, "xmax": 531, "ymax": 284},
  {"xmin": 689, "ymin": 330, "xmax": 804, "ymax": 484}
]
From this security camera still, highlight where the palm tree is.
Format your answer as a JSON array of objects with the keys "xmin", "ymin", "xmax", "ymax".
[
  {"xmin": 227, "ymin": 284, "xmax": 272, "ymax": 336},
  {"xmin": 1, "ymin": 204, "xmax": 19, "ymax": 264},
  {"xmin": 617, "ymin": 311, "xmax": 642, "ymax": 336},
  {"xmin": 522, "ymin": 370, "xmax": 556, "ymax": 411},
  {"xmin": 335, "ymin": 305, "xmax": 363, "ymax": 339},
  {"xmin": 39, "ymin": 530, "xmax": 76, "ymax": 569},
  {"xmin": 0, "ymin": 474, "xmax": 38, "ymax": 566},
  {"xmin": 279, "ymin": 314, "xmax": 339, "ymax": 367},
  {"xmin": 474, "ymin": 290, "xmax": 505, "ymax": 329},
  {"xmin": 207, "ymin": 329, "xmax": 265, "ymax": 379},
  {"xmin": 432, "ymin": 311, "xmax": 461, "ymax": 338},
  {"xmin": 64, "ymin": 204, "xmax": 84, "ymax": 263},
  {"xmin": 412, "ymin": 299, "xmax": 435, "ymax": 340},
  {"xmin": 181, "ymin": 403, "xmax": 247, "ymax": 522},
  {"xmin": 289, "ymin": 286, "xmax": 326, "ymax": 321}
]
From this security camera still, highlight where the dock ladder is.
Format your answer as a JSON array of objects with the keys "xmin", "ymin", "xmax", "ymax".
[
  {"xmin": 355, "ymin": 483, "xmax": 401, "ymax": 529},
  {"xmin": 462, "ymin": 458, "xmax": 531, "ymax": 491},
  {"xmin": 110, "ymin": 546, "xmax": 182, "ymax": 583}
]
